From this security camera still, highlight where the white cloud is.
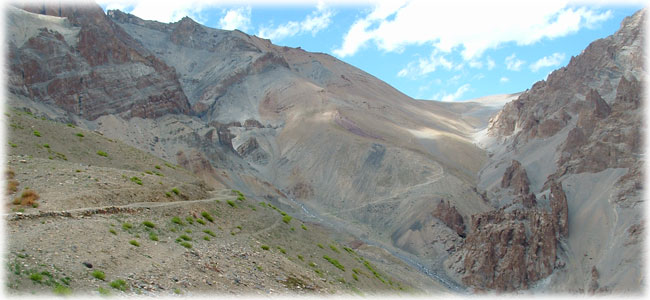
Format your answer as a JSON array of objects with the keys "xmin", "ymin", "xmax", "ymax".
[
  {"xmin": 500, "ymin": 77, "xmax": 509, "ymax": 83},
  {"xmin": 505, "ymin": 53, "xmax": 525, "ymax": 71},
  {"xmin": 434, "ymin": 84, "xmax": 471, "ymax": 102},
  {"xmin": 468, "ymin": 60, "xmax": 483, "ymax": 69},
  {"xmin": 333, "ymin": 0, "xmax": 612, "ymax": 60},
  {"xmin": 219, "ymin": 7, "xmax": 251, "ymax": 31},
  {"xmin": 530, "ymin": 52, "xmax": 566, "ymax": 72},
  {"xmin": 257, "ymin": 5, "xmax": 334, "ymax": 41},
  {"xmin": 486, "ymin": 56, "xmax": 496, "ymax": 70},
  {"xmin": 397, "ymin": 50, "xmax": 454, "ymax": 78}
]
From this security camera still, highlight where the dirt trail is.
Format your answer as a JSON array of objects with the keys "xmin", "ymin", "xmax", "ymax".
[{"xmin": 5, "ymin": 189, "xmax": 234, "ymax": 220}]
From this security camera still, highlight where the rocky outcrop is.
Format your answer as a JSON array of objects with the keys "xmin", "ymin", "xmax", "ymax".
[
  {"xmin": 208, "ymin": 122, "xmax": 236, "ymax": 151},
  {"xmin": 501, "ymin": 160, "xmax": 537, "ymax": 208},
  {"xmin": 432, "ymin": 200, "xmax": 466, "ymax": 237},
  {"xmin": 452, "ymin": 207, "xmax": 560, "ymax": 292},
  {"xmin": 550, "ymin": 181, "xmax": 569, "ymax": 238},
  {"xmin": 9, "ymin": 3, "xmax": 191, "ymax": 120},
  {"xmin": 237, "ymin": 137, "xmax": 260, "ymax": 157},
  {"xmin": 243, "ymin": 119, "xmax": 264, "ymax": 129},
  {"xmin": 470, "ymin": 8, "xmax": 645, "ymax": 294},
  {"xmin": 501, "ymin": 160, "xmax": 530, "ymax": 195}
]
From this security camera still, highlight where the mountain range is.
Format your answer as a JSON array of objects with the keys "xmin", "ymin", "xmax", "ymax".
[{"xmin": 3, "ymin": 1, "xmax": 645, "ymax": 295}]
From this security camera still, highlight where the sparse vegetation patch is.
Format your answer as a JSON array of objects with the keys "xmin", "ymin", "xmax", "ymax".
[
  {"xmin": 91, "ymin": 270, "xmax": 105, "ymax": 281},
  {"xmin": 323, "ymin": 255, "xmax": 345, "ymax": 271},
  {"xmin": 201, "ymin": 211, "xmax": 214, "ymax": 222}
]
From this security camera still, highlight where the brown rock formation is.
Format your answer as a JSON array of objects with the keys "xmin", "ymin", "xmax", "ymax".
[
  {"xmin": 550, "ymin": 181, "xmax": 569, "ymax": 238},
  {"xmin": 10, "ymin": 2, "xmax": 191, "ymax": 120},
  {"xmin": 243, "ymin": 119, "xmax": 264, "ymax": 129},
  {"xmin": 432, "ymin": 200, "xmax": 466, "ymax": 237},
  {"xmin": 459, "ymin": 207, "xmax": 558, "ymax": 292},
  {"xmin": 501, "ymin": 160, "xmax": 530, "ymax": 195}
]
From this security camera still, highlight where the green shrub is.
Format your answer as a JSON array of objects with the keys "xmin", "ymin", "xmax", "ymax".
[
  {"xmin": 185, "ymin": 216, "xmax": 194, "ymax": 225},
  {"xmin": 97, "ymin": 150, "xmax": 108, "ymax": 157},
  {"xmin": 323, "ymin": 255, "xmax": 345, "ymax": 271},
  {"xmin": 98, "ymin": 287, "xmax": 110, "ymax": 295},
  {"xmin": 129, "ymin": 240, "xmax": 140, "ymax": 247},
  {"xmin": 149, "ymin": 232, "xmax": 159, "ymax": 241},
  {"xmin": 261, "ymin": 245, "xmax": 270, "ymax": 250},
  {"xmin": 301, "ymin": 224, "xmax": 308, "ymax": 231},
  {"xmin": 91, "ymin": 270, "xmax": 105, "ymax": 280},
  {"xmin": 203, "ymin": 236, "xmax": 210, "ymax": 241},
  {"xmin": 297, "ymin": 255, "xmax": 304, "ymax": 261},
  {"xmin": 277, "ymin": 247, "xmax": 286, "ymax": 254},
  {"xmin": 196, "ymin": 218, "xmax": 206, "ymax": 225},
  {"xmin": 201, "ymin": 211, "xmax": 214, "ymax": 222},
  {"xmin": 308, "ymin": 262, "xmax": 317, "ymax": 268},
  {"xmin": 180, "ymin": 242, "xmax": 192, "ymax": 249},
  {"xmin": 363, "ymin": 259, "xmax": 386, "ymax": 283},
  {"xmin": 43, "ymin": 144, "xmax": 50, "ymax": 148},
  {"xmin": 30, "ymin": 272, "xmax": 43, "ymax": 282},
  {"xmin": 142, "ymin": 221, "xmax": 155, "ymax": 228},
  {"xmin": 180, "ymin": 234, "xmax": 191, "ymax": 241},
  {"xmin": 67, "ymin": 123, "xmax": 75, "ymax": 128},
  {"xmin": 317, "ymin": 243, "xmax": 324, "ymax": 249},
  {"xmin": 109, "ymin": 229, "xmax": 117, "ymax": 235},
  {"xmin": 122, "ymin": 223, "xmax": 132, "ymax": 230},
  {"xmin": 329, "ymin": 244, "xmax": 340, "ymax": 253},
  {"xmin": 171, "ymin": 217, "xmax": 184, "ymax": 225},
  {"xmin": 203, "ymin": 229, "xmax": 216, "ymax": 237},
  {"xmin": 282, "ymin": 215, "xmax": 292, "ymax": 224},
  {"xmin": 144, "ymin": 170, "xmax": 153, "ymax": 175},
  {"xmin": 130, "ymin": 176, "xmax": 142, "ymax": 185},
  {"xmin": 109, "ymin": 279, "xmax": 127, "ymax": 291},
  {"xmin": 227, "ymin": 200, "xmax": 236, "ymax": 207},
  {"xmin": 185, "ymin": 229, "xmax": 192, "ymax": 233},
  {"xmin": 171, "ymin": 188, "xmax": 180, "ymax": 195},
  {"xmin": 352, "ymin": 273, "xmax": 359, "ymax": 281},
  {"xmin": 165, "ymin": 192, "xmax": 171, "ymax": 197},
  {"xmin": 155, "ymin": 165, "xmax": 161, "ymax": 169},
  {"xmin": 53, "ymin": 284, "xmax": 72, "ymax": 295},
  {"xmin": 8, "ymin": 142, "xmax": 17, "ymax": 148},
  {"xmin": 33, "ymin": 131, "xmax": 41, "ymax": 137},
  {"xmin": 76, "ymin": 133, "xmax": 84, "ymax": 137}
]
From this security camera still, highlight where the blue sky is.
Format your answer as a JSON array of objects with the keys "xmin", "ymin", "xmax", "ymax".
[{"xmin": 98, "ymin": 0, "xmax": 644, "ymax": 101}]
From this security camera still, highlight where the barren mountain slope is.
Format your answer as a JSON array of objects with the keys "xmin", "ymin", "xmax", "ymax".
[
  {"xmin": 4, "ymin": 102, "xmax": 444, "ymax": 296},
  {"xmin": 5, "ymin": 2, "xmax": 495, "ymax": 293},
  {"xmin": 105, "ymin": 9, "xmax": 494, "ymax": 272}
]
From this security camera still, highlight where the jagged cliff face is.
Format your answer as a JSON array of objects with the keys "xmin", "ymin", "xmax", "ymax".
[
  {"xmin": 8, "ymin": 3, "xmax": 190, "ymax": 120},
  {"xmin": 449, "ymin": 9, "xmax": 646, "ymax": 293}
]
